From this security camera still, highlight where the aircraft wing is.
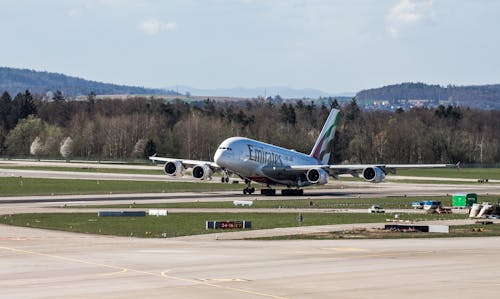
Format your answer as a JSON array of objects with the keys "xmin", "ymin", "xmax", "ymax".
[
  {"xmin": 149, "ymin": 155, "xmax": 219, "ymax": 169},
  {"xmin": 288, "ymin": 162, "xmax": 458, "ymax": 179},
  {"xmin": 289, "ymin": 163, "xmax": 456, "ymax": 171}
]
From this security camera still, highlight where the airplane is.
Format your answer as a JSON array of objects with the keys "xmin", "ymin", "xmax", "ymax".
[{"xmin": 149, "ymin": 108, "xmax": 457, "ymax": 196}]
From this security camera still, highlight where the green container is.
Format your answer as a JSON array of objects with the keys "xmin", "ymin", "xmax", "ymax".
[
  {"xmin": 453, "ymin": 193, "xmax": 477, "ymax": 207},
  {"xmin": 466, "ymin": 193, "xmax": 477, "ymax": 206},
  {"xmin": 452, "ymin": 194, "xmax": 466, "ymax": 207}
]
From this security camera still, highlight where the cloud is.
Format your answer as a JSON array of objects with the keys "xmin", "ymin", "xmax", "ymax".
[
  {"xmin": 387, "ymin": 0, "xmax": 434, "ymax": 38},
  {"xmin": 139, "ymin": 18, "xmax": 177, "ymax": 36}
]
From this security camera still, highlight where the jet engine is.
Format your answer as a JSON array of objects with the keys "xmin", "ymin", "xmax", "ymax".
[
  {"xmin": 362, "ymin": 167, "xmax": 385, "ymax": 183},
  {"xmin": 192, "ymin": 164, "xmax": 213, "ymax": 180},
  {"xmin": 163, "ymin": 161, "xmax": 184, "ymax": 176},
  {"xmin": 306, "ymin": 168, "xmax": 329, "ymax": 185}
]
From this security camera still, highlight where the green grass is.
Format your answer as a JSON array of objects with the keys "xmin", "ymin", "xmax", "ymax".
[
  {"xmin": 0, "ymin": 177, "xmax": 242, "ymax": 196},
  {"xmin": 396, "ymin": 168, "xmax": 500, "ymax": 180},
  {"xmin": 0, "ymin": 165, "xmax": 164, "ymax": 175},
  {"xmin": 0, "ymin": 212, "xmax": 464, "ymax": 238},
  {"xmin": 258, "ymin": 223, "xmax": 500, "ymax": 240},
  {"xmin": 74, "ymin": 195, "xmax": 500, "ymax": 210},
  {"xmin": 386, "ymin": 179, "xmax": 499, "ymax": 185}
]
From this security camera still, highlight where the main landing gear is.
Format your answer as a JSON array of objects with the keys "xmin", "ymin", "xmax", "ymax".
[
  {"xmin": 261, "ymin": 188, "xmax": 276, "ymax": 196},
  {"xmin": 243, "ymin": 179, "xmax": 255, "ymax": 195},
  {"xmin": 281, "ymin": 189, "xmax": 304, "ymax": 196},
  {"xmin": 241, "ymin": 181, "xmax": 304, "ymax": 196}
]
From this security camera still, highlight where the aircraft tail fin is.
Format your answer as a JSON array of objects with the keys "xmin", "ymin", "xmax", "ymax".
[{"xmin": 310, "ymin": 109, "xmax": 340, "ymax": 164}]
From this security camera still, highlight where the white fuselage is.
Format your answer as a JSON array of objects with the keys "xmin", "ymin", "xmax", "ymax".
[{"xmin": 214, "ymin": 137, "xmax": 320, "ymax": 186}]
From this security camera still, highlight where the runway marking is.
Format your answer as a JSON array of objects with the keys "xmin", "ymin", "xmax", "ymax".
[
  {"xmin": 0, "ymin": 246, "xmax": 288, "ymax": 299},
  {"xmin": 0, "ymin": 246, "xmax": 129, "ymax": 272},
  {"xmin": 100, "ymin": 268, "xmax": 128, "ymax": 276},
  {"xmin": 160, "ymin": 271, "xmax": 286, "ymax": 298}
]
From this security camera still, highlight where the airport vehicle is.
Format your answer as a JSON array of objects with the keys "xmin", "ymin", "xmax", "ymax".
[
  {"xmin": 423, "ymin": 201, "xmax": 442, "ymax": 210},
  {"xmin": 368, "ymin": 205, "xmax": 385, "ymax": 213},
  {"xmin": 412, "ymin": 201, "xmax": 424, "ymax": 209},
  {"xmin": 150, "ymin": 108, "xmax": 456, "ymax": 195}
]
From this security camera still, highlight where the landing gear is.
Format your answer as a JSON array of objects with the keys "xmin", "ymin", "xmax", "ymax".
[
  {"xmin": 221, "ymin": 171, "xmax": 230, "ymax": 183},
  {"xmin": 281, "ymin": 189, "xmax": 304, "ymax": 196},
  {"xmin": 243, "ymin": 179, "xmax": 255, "ymax": 195},
  {"xmin": 261, "ymin": 188, "xmax": 276, "ymax": 196},
  {"xmin": 243, "ymin": 187, "xmax": 255, "ymax": 195}
]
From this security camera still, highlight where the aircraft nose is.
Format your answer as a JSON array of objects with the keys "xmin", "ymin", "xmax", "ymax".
[
  {"xmin": 214, "ymin": 149, "xmax": 231, "ymax": 167},
  {"xmin": 214, "ymin": 149, "xmax": 224, "ymax": 165}
]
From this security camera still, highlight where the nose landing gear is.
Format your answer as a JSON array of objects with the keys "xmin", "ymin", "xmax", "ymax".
[{"xmin": 221, "ymin": 170, "xmax": 230, "ymax": 183}]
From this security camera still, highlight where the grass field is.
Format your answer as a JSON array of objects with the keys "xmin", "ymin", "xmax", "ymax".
[
  {"xmin": 0, "ymin": 165, "xmax": 164, "ymax": 175},
  {"xmin": 0, "ymin": 212, "xmax": 465, "ymax": 238},
  {"xmin": 396, "ymin": 168, "xmax": 500, "ymax": 180},
  {"xmin": 385, "ymin": 179, "xmax": 498, "ymax": 185},
  {"xmin": 257, "ymin": 223, "xmax": 500, "ymax": 240},
  {"xmin": 75, "ymin": 195, "xmax": 500, "ymax": 210},
  {"xmin": 0, "ymin": 177, "xmax": 241, "ymax": 196}
]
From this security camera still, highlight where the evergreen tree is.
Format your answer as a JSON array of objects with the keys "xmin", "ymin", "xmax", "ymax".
[
  {"xmin": 21, "ymin": 89, "xmax": 37, "ymax": 118},
  {"xmin": 0, "ymin": 91, "xmax": 12, "ymax": 129},
  {"xmin": 51, "ymin": 90, "xmax": 70, "ymax": 126},
  {"xmin": 143, "ymin": 139, "xmax": 157, "ymax": 158}
]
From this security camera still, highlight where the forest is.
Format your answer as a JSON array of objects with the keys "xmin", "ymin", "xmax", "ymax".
[{"xmin": 0, "ymin": 89, "xmax": 499, "ymax": 165}]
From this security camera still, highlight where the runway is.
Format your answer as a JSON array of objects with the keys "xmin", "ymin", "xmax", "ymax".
[
  {"xmin": 1, "ymin": 162, "xmax": 500, "ymax": 298},
  {"xmin": 1, "ymin": 224, "xmax": 499, "ymax": 298},
  {"xmin": 1, "ymin": 180, "xmax": 500, "ymax": 214}
]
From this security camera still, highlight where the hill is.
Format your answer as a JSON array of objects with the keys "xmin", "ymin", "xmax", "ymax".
[
  {"xmin": 0, "ymin": 67, "xmax": 178, "ymax": 97},
  {"xmin": 356, "ymin": 82, "xmax": 500, "ymax": 109}
]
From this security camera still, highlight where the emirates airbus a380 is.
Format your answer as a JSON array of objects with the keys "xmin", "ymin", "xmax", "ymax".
[{"xmin": 150, "ymin": 109, "xmax": 456, "ymax": 196}]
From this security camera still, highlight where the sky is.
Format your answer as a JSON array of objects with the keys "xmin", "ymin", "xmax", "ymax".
[{"xmin": 1, "ymin": 0, "xmax": 500, "ymax": 94}]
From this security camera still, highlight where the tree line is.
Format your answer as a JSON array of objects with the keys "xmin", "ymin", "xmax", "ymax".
[{"xmin": 0, "ymin": 90, "xmax": 499, "ymax": 164}]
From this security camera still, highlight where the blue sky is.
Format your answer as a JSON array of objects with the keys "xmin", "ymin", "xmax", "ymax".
[{"xmin": 1, "ymin": 0, "xmax": 499, "ymax": 94}]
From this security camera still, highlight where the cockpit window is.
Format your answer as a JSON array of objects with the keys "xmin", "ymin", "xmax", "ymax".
[{"xmin": 218, "ymin": 147, "xmax": 232, "ymax": 150}]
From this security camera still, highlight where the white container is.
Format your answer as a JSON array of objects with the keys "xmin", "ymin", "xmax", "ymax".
[
  {"xmin": 469, "ymin": 203, "xmax": 482, "ymax": 218},
  {"xmin": 477, "ymin": 203, "xmax": 492, "ymax": 218}
]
